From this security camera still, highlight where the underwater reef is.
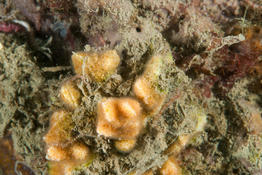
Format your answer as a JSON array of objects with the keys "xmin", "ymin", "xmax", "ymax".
[{"xmin": 0, "ymin": 0, "xmax": 262, "ymax": 174}]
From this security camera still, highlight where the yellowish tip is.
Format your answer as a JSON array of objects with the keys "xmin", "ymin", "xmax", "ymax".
[
  {"xmin": 100, "ymin": 50, "xmax": 121, "ymax": 72},
  {"xmin": 46, "ymin": 146, "xmax": 69, "ymax": 161},
  {"xmin": 43, "ymin": 110, "xmax": 73, "ymax": 147},
  {"xmin": 114, "ymin": 139, "xmax": 136, "ymax": 153},
  {"xmin": 165, "ymin": 134, "xmax": 191, "ymax": 155},
  {"xmin": 60, "ymin": 80, "xmax": 82, "ymax": 109},
  {"xmin": 71, "ymin": 51, "xmax": 90, "ymax": 75},
  {"xmin": 133, "ymin": 76, "xmax": 165, "ymax": 113},
  {"xmin": 160, "ymin": 157, "xmax": 182, "ymax": 175},
  {"xmin": 96, "ymin": 97, "xmax": 143, "ymax": 139},
  {"xmin": 117, "ymin": 98, "xmax": 142, "ymax": 119},
  {"xmin": 70, "ymin": 142, "xmax": 90, "ymax": 160},
  {"xmin": 71, "ymin": 50, "xmax": 120, "ymax": 82}
]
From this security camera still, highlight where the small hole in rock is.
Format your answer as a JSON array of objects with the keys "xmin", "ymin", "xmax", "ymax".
[
  {"xmin": 233, "ymin": 168, "xmax": 239, "ymax": 174},
  {"xmin": 136, "ymin": 27, "xmax": 141, "ymax": 32}
]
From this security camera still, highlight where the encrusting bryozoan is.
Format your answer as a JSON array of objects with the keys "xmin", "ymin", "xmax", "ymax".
[
  {"xmin": 143, "ymin": 55, "xmax": 164, "ymax": 80},
  {"xmin": 70, "ymin": 142, "xmax": 90, "ymax": 160},
  {"xmin": 133, "ymin": 76, "xmax": 165, "ymax": 112},
  {"xmin": 44, "ymin": 50, "xmax": 122, "ymax": 175},
  {"xmin": 133, "ymin": 55, "xmax": 168, "ymax": 113},
  {"xmin": 96, "ymin": 97, "xmax": 143, "ymax": 139},
  {"xmin": 43, "ymin": 109, "xmax": 92, "ymax": 174},
  {"xmin": 60, "ymin": 80, "xmax": 82, "ymax": 109},
  {"xmin": 46, "ymin": 145, "xmax": 69, "ymax": 161},
  {"xmin": 47, "ymin": 142, "xmax": 92, "ymax": 175},
  {"xmin": 159, "ymin": 157, "xmax": 182, "ymax": 175},
  {"xmin": 71, "ymin": 50, "xmax": 120, "ymax": 82},
  {"xmin": 114, "ymin": 139, "xmax": 137, "ymax": 153},
  {"xmin": 45, "ymin": 47, "xmax": 192, "ymax": 174},
  {"xmin": 43, "ymin": 110, "xmax": 73, "ymax": 147},
  {"xmin": 165, "ymin": 134, "xmax": 191, "ymax": 156}
]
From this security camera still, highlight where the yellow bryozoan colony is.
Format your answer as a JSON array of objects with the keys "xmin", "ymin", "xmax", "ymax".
[
  {"xmin": 44, "ymin": 50, "xmax": 122, "ymax": 174},
  {"xmin": 114, "ymin": 139, "xmax": 137, "ymax": 153},
  {"xmin": 71, "ymin": 50, "xmax": 120, "ymax": 82},
  {"xmin": 60, "ymin": 80, "xmax": 82, "ymax": 109},
  {"xmin": 43, "ymin": 110, "xmax": 92, "ymax": 175},
  {"xmin": 44, "ymin": 47, "xmax": 208, "ymax": 174},
  {"xmin": 160, "ymin": 157, "xmax": 182, "ymax": 175},
  {"xmin": 96, "ymin": 97, "xmax": 143, "ymax": 139},
  {"xmin": 48, "ymin": 142, "xmax": 92, "ymax": 175},
  {"xmin": 133, "ymin": 55, "xmax": 168, "ymax": 113},
  {"xmin": 43, "ymin": 110, "xmax": 73, "ymax": 147}
]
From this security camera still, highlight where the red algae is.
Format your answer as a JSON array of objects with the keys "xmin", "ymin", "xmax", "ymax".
[{"xmin": 192, "ymin": 25, "xmax": 262, "ymax": 97}]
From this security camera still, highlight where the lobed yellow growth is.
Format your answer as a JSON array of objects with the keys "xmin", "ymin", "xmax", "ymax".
[
  {"xmin": 71, "ymin": 51, "xmax": 89, "ymax": 75},
  {"xmin": 44, "ymin": 119, "xmax": 91, "ymax": 162},
  {"xmin": 43, "ymin": 110, "xmax": 73, "ymax": 147},
  {"xmin": 143, "ymin": 54, "xmax": 173, "ymax": 81},
  {"xmin": 49, "ymin": 161, "xmax": 67, "ymax": 175},
  {"xmin": 63, "ymin": 162, "xmax": 75, "ymax": 175},
  {"xmin": 160, "ymin": 157, "xmax": 182, "ymax": 175},
  {"xmin": 96, "ymin": 97, "xmax": 142, "ymax": 139},
  {"xmin": 133, "ymin": 76, "xmax": 165, "ymax": 112},
  {"xmin": 49, "ymin": 160, "xmax": 77, "ymax": 175},
  {"xmin": 71, "ymin": 50, "xmax": 120, "ymax": 82},
  {"xmin": 46, "ymin": 146, "xmax": 69, "ymax": 161},
  {"xmin": 46, "ymin": 142, "xmax": 91, "ymax": 161},
  {"xmin": 49, "ymin": 159, "xmax": 93, "ymax": 175},
  {"xmin": 133, "ymin": 55, "xmax": 169, "ymax": 113},
  {"xmin": 143, "ymin": 55, "xmax": 164, "ymax": 80},
  {"xmin": 60, "ymin": 80, "xmax": 82, "ymax": 109},
  {"xmin": 70, "ymin": 142, "xmax": 90, "ymax": 160},
  {"xmin": 114, "ymin": 139, "xmax": 136, "ymax": 153},
  {"xmin": 166, "ymin": 134, "xmax": 191, "ymax": 155},
  {"xmin": 48, "ymin": 142, "xmax": 92, "ymax": 175}
]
